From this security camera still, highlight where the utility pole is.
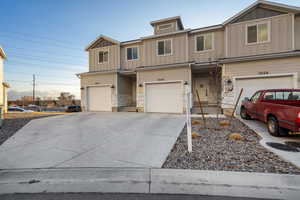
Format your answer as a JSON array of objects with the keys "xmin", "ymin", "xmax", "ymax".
[{"xmin": 33, "ymin": 74, "xmax": 36, "ymax": 105}]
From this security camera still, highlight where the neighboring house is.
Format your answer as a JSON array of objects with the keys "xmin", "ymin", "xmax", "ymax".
[
  {"xmin": 77, "ymin": 0, "xmax": 300, "ymax": 114},
  {"xmin": 0, "ymin": 47, "xmax": 9, "ymax": 113}
]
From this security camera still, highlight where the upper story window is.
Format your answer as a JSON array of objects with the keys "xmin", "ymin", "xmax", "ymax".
[
  {"xmin": 157, "ymin": 39, "xmax": 172, "ymax": 56},
  {"xmin": 195, "ymin": 33, "xmax": 213, "ymax": 52},
  {"xmin": 246, "ymin": 22, "xmax": 270, "ymax": 44},
  {"xmin": 99, "ymin": 50, "xmax": 108, "ymax": 63},
  {"xmin": 158, "ymin": 23, "xmax": 173, "ymax": 31},
  {"xmin": 126, "ymin": 47, "xmax": 139, "ymax": 61}
]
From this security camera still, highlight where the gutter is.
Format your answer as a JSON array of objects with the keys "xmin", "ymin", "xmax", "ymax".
[
  {"xmin": 219, "ymin": 50, "xmax": 300, "ymax": 64},
  {"xmin": 136, "ymin": 62, "xmax": 193, "ymax": 71}
]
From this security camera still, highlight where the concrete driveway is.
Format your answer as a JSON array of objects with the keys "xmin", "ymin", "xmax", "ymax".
[
  {"xmin": 239, "ymin": 118, "xmax": 300, "ymax": 168},
  {"xmin": 0, "ymin": 112, "xmax": 185, "ymax": 169}
]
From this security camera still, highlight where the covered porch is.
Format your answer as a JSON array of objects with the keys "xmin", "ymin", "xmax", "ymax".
[
  {"xmin": 191, "ymin": 63, "xmax": 222, "ymax": 114},
  {"xmin": 117, "ymin": 71, "xmax": 137, "ymax": 112}
]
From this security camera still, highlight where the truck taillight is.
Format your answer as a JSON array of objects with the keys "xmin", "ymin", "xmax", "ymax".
[{"xmin": 297, "ymin": 113, "xmax": 300, "ymax": 124}]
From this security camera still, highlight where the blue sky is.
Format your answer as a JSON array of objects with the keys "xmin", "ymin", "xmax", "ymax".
[{"xmin": 1, "ymin": 0, "xmax": 299, "ymax": 100}]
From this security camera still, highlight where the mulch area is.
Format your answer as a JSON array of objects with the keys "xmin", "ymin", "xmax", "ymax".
[
  {"xmin": 163, "ymin": 117, "xmax": 300, "ymax": 174},
  {"xmin": 0, "ymin": 114, "xmax": 54, "ymax": 146}
]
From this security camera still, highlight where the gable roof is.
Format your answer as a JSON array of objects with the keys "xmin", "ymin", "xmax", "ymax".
[
  {"xmin": 0, "ymin": 47, "xmax": 7, "ymax": 59},
  {"xmin": 223, "ymin": 0, "xmax": 300, "ymax": 25},
  {"xmin": 85, "ymin": 35, "xmax": 120, "ymax": 51}
]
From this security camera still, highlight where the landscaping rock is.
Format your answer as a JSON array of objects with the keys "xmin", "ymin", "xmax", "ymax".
[
  {"xmin": 219, "ymin": 120, "xmax": 230, "ymax": 126},
  {"xmin": 163, "ymin": 117, "xmax": 300, "ymax": 174},
  {"xmin": 228, "ymin": 133, "xmax": 244, "ymax": 141},
  {"xmin": 192, "ymin": 132, "xmax": 200, "ymax": 139}
]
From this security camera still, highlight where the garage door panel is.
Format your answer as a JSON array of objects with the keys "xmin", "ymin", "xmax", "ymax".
[
  {"xmin": 88, "ymin": 86, "xmax": 111, "ymax": 111},
  {"xmin": 146, "ymin": 82, "xmax": 183, "ymax": 113},
  {"xmin": 235, "ymin": 75, "xmax": 294, "ymax": 113}
]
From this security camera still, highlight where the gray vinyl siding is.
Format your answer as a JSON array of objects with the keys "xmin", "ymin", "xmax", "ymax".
[
  {"xmin": 88, "ymin": 45, "xmax": 120, "ymax": 71},
  {"xmin": 295, "ymin": 15, "xmax": 300, "ymax": 50},
  {"xmin": 227, "ymin": 14, "xmax": 293, "ymax": 58}
]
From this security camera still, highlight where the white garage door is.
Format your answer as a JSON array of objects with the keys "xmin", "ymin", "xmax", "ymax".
[
  {"xmin": 87, "ymin": 86, "xmax": 111, "ymax": 111},
  {"xmin": 145, "ymin": 82, "xmax": 183, "ymax": 113},
  {"xmin": 235, "ymin": 75, "xmax": 294, "ymax": 113}
]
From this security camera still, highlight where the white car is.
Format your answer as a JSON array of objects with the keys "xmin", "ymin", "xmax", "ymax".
[{"xmin": 8, "ymin": 107, "xmax": 34, "ymax": 113}]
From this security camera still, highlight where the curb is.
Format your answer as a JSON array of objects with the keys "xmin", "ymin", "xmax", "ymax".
[{"xmin": 0, "ymin": 168, "xmax": 299, "ymax": 200}]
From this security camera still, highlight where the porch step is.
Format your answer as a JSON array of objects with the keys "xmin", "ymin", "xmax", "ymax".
[
  {"xmin": 119, "ymin": 107, "xmax": 137, "ymax": 112},
  {"xmin": 192, "ymin": 106, "xmax": 222, "ymax": 115}
]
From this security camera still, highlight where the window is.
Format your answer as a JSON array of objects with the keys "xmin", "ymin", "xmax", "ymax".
[
  {"xmin": 126, "ymin": 47, "xmax": 138, "ymax": 61},
  {"xmin": 263, "ymin": 92, "xmax": 275, "ymax": 100},
  {"xmin": 291, "ymin": 92, "xmax": 300, "ymax": 100},
  {"xmin": 247, "ymin": 22, "xmax": 270, "ymax": 44},
  {"xmin": 158, "ymin": 23, "xmax": 172, "ymax": 30},
  {"xmin": 157, "ymin": 39, "xmax": 172, "ymax": 56},
  {"xmin": 195, "ymin": 33, "xmax": 213, "ymax": 52},
  {"xmin": 99, "ymin": 50, "xmax": 108, "ymax": 63},
  {"xmin": 275, "ymin": 91, "xmax": 284, "ymax": 100},
  {"xmin": 250, "ymin": 92, "xmax": 261, "ymax": 103}
]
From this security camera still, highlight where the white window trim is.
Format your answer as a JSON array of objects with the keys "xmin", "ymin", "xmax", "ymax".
[
  {"xmin": 194, "ymin": 32, "xmax": 215, "ymax": 53},
  {"xmin": 126, "ymin": 46, "xmax": 139, "ymax": 61},
  {"xmin": 158, "ymin": 23, "xmax": 173, "ymax": 31},
  {"xmin": 245, "ymin": 21, "xmax": 271, "ymax": 45},
  {"xmin": 98, "ymin": 48, "xmax": 109, "ymax": 64},
  {"xmin": 156, "ymin": 39, "xmax": 173, "ymax": 56}
]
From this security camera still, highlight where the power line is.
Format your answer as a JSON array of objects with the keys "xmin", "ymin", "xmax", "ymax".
[
  {"xmin": 7, "ymin": 60, "xmax": 86, "ymax": 71},
  {"xmin": 1, "ymin": 31, "xmax": 85, "ymax": 48},
  {"xmin": 5, "ymin": 70, "xmax": 78, "ymax": 79},
  {"xmin": 7, "ymin": 54, "xmax": 86, "ymax": 66},
  {"xmin": 7, "ymin": 79, "xmax": 79, "ymax": 86},
  {"xmin": 5, "ymin": 48, "xmax": 87, "ymax": 62},
  {"xmin": 0, "ymin": 34, "xmax": 84, "ymax": 52}
]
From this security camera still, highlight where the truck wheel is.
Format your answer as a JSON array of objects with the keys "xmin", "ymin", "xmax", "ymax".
[
  {"xmin": 240, "ymin": 107, "xmax": 250, "ymax": 120},
  {"xmin": 267, "ymin": 117, "xmax": 280, "ymax": 136}
]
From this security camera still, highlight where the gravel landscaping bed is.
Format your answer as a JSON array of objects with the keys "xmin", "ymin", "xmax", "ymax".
[
  {"xmin": 163, "ymin": 117, "xmax": 300, "ymax": 174},
  {"xmin": 0, "ymin": 115, "xmax": 53, "ymax": 146}
]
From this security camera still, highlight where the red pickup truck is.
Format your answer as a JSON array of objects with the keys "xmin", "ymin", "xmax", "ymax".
[{"xmin": 240, "ymin": 89, "xmax": 300, "ymax": 136}]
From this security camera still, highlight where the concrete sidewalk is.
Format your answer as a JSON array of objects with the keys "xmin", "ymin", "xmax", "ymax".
[
  {"xmin": 0, "ymin": 168, "xmax": 299, "ymax": 200},
  {"xmin": 239, "ymin": 118, "xmax": 300, "ymax": 168}
]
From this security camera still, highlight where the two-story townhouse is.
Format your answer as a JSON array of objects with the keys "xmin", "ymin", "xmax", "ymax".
[
  {"xmin": 0, "ymin": 47, "xmax": 10, "ymax": 113},
  {"xmin": 77, "ymin": 0, "xmax": 300, "ymax": 114}
]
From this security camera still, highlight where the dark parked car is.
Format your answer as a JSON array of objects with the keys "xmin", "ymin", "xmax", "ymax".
[
  {"xmin": 65, "ymin": 105, "xmax": 82, "ymax": 112},
  {"xmin": 240, "ymin": 89, "xmax": 300, "ymax": 136}
]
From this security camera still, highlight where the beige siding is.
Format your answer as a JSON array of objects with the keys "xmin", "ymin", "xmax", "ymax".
[
  {"xmin": 295, "ymin": 15, "xmax": 300, "ymax": 50},
  {"xmin": 189, "ymin": 30, "xmax": 224, "ymax": 63},
  {"xmin": 88, "ymin": 45, "xmax": 120, "ymax": 72},
  {"xmin": 0, "ymin": 58, "xmax": 4, "ymax": 111},
  {"xmin": 136, "ymin": 67, "xmax": 191, "ymax": 111},
  {"xmin": 223, "ymin": 57, "xmax": 300, "ymax": 80},
  {"xmin": 227, "ymin": 14, "xmax": 293, "ymax": 57},
  {"xmin": 120, "ymin": 44, "xmax": 143, "ymax": 70},
  {"xmin": 154, "ymin": 20, "xmax": 178, "ymax": 35},
  {"xmin": 80, "ymin": 73, "xmax": 118, "ymax": 110},
  {"xmin": 222, "ymin": 57, "xmax": 300, "ymax": 109},
  {"xmin": 143, "ymin": 33, "xmax": 188, "ymax": 67}
]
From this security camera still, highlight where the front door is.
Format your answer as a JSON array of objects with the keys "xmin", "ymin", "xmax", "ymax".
[{"xmin": 193, "ymin": 77, "xmax": 209, "ymax": 102}]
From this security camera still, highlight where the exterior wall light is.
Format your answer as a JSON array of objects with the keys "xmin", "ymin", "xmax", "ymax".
[
  {"xmin": 184, "ymin": 81, "xmax": 188, "ymax": 85},
  {"xmin": 111, "ymin": 85, "xmax": 115, "ymax": 89},
  {"xmin": 80, "ymin": 87, "xmax": 84, "ymax": 90},
  {"xmin": 138, "ymin": 84, "xmax": 143, "ymax": 87}
]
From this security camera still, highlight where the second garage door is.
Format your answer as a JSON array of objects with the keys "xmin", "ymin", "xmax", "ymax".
[
  {"xmin": 235, "ymin": 75, "xmax": 295, "ymax": 113},
  {"xmin": 87, "ymin": 86, "xmax": 111, "ymax": 111},
  {"xmin": 145, "ymin": 82, "xmax": 183, "ymax": 113}
]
